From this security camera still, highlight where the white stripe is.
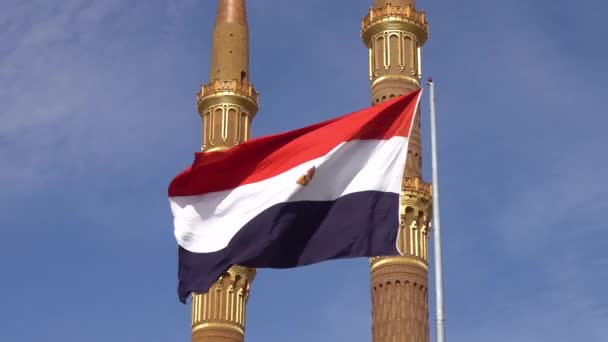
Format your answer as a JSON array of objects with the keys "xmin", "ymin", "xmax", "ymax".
[{"xmin": 170, "ymin": 137, "xmax": 409, "ymax": 253}]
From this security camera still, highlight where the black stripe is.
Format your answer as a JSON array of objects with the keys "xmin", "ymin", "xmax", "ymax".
[{"xmin": 178, "ymin": 190, "xmax": 399, "ymax": 303}]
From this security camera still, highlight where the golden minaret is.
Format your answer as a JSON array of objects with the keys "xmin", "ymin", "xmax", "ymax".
[
  {"xmin": 191, "ymin": 1, "xmax": 257, "ymax": 341},
  {"xmin": 361, "ymin": 1, "xmax": 433, "ymax": 341}
]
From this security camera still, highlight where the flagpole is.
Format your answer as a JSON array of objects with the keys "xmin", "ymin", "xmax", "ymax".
[{"xmin": 427, "ymin": 77, "xmax": 446, "ymax": 342}]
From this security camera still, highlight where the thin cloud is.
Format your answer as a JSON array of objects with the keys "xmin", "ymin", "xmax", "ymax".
[{"xmin": 0, "ymin": 0, "xmax": 199, "ymax": 194}]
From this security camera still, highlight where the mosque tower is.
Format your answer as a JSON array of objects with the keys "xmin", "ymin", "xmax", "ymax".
[
  {"xmin": 191, "ymin": 1, "xmax": 258, "ymax": 341},
  {"xmin": 361, "ymin": 1, "xmax": 434, "ymax": 341}
]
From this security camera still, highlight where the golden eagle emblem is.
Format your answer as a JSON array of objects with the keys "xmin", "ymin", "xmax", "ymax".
[{"xmin": 296, "ymin": 166, "xmax": 316, "ymax": 186}]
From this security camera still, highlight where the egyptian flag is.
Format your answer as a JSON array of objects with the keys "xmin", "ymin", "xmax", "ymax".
[{"xmin": 169, "ymin": 89, "xmax": 422, "ymax": 302}]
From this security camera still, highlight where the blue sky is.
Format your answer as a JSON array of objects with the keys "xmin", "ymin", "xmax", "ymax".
[{"xmin": 1, "ymin": 0, "xmax": 607, "ymax": 341}]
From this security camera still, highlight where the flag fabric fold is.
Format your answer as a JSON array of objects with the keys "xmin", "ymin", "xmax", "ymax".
[{"xmin": 169, "ymin": 89, "xmax": 422, "ymax": 302}]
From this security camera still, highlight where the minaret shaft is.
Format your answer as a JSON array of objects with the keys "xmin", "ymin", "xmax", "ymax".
[
  {"xmin": 210, "ymin": 0, "xmax": 249, "ymax": 83},
  {"xmin": 362, "ymin": 2, "xmax": 432, "ymax": 341},
  {"xmin": 192, "ymin": 1, "xmax": 258, "ymax": 341}
]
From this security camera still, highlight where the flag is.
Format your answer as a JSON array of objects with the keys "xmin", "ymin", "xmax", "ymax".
[{"xmin": 169, "ymin": 89, "xmax": 422, "ymax": 302}]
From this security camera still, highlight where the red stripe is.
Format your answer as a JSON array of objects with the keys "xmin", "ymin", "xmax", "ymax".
[{"xmin": 169, "ymin": 90, "xmax": 421, "ymax": 197}]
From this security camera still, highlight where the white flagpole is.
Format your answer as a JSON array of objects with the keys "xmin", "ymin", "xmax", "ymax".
[{"xmin": 427, "ymin": 77, "xmax": 446, "ymax": 342}]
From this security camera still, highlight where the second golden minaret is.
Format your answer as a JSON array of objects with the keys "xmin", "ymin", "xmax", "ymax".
[
  {"xmin": 361, "ymin": 1, "xmax": 433, "ymax": 341},
  {"xmin": 191, "ymin": 1, "xmax": 257, "ymax": 341}
]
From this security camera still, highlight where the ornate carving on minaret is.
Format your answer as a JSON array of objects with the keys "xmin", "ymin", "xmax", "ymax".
[
  {"xmin": 362, "ymin": 1, "xmax": 433, "ymax": 341},
  {"xmin": 193, "ymin": 1, "xmax": 258, "ymax": 341},
  {"xmin": 191, "ymin": 266, "xmax": 256, "ymax": 341}
]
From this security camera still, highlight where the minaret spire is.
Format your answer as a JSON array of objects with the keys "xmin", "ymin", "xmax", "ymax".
[
  {"xmin": 191, "ymin": 1, "xmax": 258, "ymax": 341},
  {"xmin": 197, "ymin": 0, "xmax": 259, "ymax": 152}
]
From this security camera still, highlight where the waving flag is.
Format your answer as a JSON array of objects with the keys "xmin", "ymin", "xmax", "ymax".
[{"xmin": 169, "ymin": 89, "xmax": 422, "ymax": 302}]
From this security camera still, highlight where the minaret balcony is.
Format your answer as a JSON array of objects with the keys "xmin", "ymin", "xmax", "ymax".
[
  {"xmin": 198, "ymin": 80, "xmax": 259, "ymax": 103},
  {"xmin": 401, "ymin": 177, "xmax": 433, "ymax": 219},
  {"xmin": 361, "ymin": 4, "xmax": 429, "ymax": 45},
  {"xmin": 197, "ymin": 80, "xmax": 259, "ymax": 114},
  {"xmin": 402, "ymin": 176, "xmax": 432, "ymax": 198},
  {"xmin": 368, "ymin": 177, "xmax": 433, "ymax": 267}
]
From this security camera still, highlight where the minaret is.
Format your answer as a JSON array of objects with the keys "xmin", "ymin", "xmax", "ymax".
[
  {"xmin": 361, "ymin": 1, "xmax": 433, "ymax": 341},
  {"xmin": 191, "ymin": 1, "xmax": 257, "ymax": 341}
]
